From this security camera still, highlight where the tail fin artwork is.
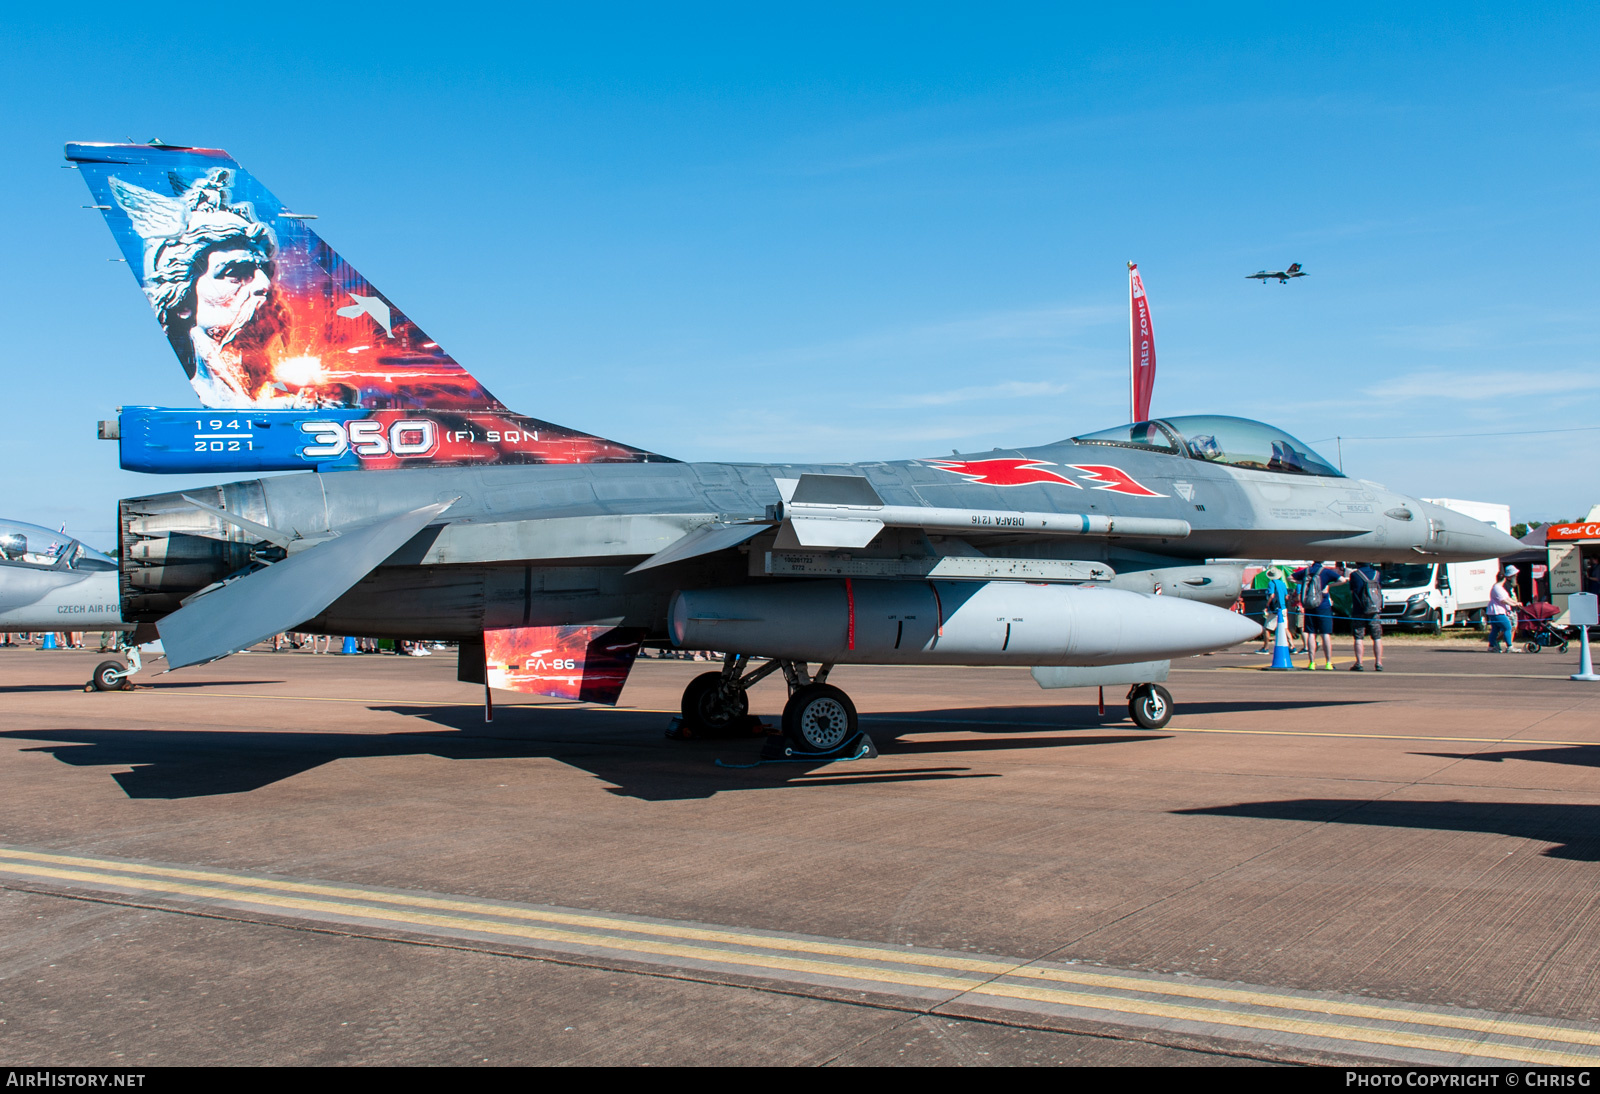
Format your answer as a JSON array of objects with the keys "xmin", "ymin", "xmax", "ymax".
[
  {"xmin": 1286, "ymin": 263, "xmax": 1302, "ymax": 275},
  {"xmin": 70, "ymin": 142, "xmax": 503, "ymax": 411},
  {"xmin": 70, "ymin": 143, "xmax": 666, "ymax": 469}
]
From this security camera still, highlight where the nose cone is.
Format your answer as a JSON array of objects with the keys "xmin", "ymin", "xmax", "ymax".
[
  {"xmin": 1416, "ymin": 501, "xmax": 1525, "ymax": 561},
  {"xmin": 1076, "ymin": 589, "xmax": 1262, "ymax": 662},
  {"xmin": 1177, "ymin": 597, "xmax": 1265, "ymax": 653},
  {"xmin": 1138, "ymin": 594, "xmax": 1263, "ymax": 659}
]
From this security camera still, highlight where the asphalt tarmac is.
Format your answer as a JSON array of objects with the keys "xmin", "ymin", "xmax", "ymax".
[{"xmin": 1, "ymin": 638, "xmax": 1598, "ymax": 1066}]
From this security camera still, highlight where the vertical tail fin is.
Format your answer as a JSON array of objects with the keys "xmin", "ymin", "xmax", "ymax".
[{"xmin": 68, "ymin": 142, "xmax": 504, "ymax": 412}]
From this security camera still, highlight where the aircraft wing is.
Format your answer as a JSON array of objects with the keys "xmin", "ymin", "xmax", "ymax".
[{"xmin": 157, "ymin": 499, "xmax": 456, "ymax": 669}]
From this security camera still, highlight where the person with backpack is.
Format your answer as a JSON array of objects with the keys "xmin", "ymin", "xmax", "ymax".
[
  {"xmin": 1348, "ymin": 562, "xmax": 1385, "ymax": 671},
  {"xmin": 1303, "ymin": 561, "xmax": 1347, "ymax": 669}
]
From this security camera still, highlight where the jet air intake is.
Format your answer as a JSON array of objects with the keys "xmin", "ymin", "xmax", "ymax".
[{"xmin": 670, "ymin": 580, "xmax": 1261, "ymax": 666}]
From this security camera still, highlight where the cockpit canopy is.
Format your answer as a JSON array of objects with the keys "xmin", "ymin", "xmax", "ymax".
[
  {"xmin": 1072, "ymin": 415, "xmax": 1343, "ymax": 478},
  {"xmin": 0, "ymin": 519, "xmax": 116, "ymax": 572}
]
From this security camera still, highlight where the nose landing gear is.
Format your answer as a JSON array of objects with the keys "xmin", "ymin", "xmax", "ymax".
[
  {"xmin": 86, "ymin": 643, "xmax": 142, "ymax": 692},
  {"xmin": 1127, "ymin": 683, "xmax": 1174, "ymax": 729}
]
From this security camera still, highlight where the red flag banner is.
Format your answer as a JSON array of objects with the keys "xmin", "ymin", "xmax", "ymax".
[{"xmin": 1128, "ymin": 264, "xmax": 1156, "ymax": 422}]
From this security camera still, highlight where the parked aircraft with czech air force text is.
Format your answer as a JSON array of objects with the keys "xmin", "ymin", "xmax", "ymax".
[{"xmin": 68, "ymin": 143, "xmax": 1519, "ymax": 749}]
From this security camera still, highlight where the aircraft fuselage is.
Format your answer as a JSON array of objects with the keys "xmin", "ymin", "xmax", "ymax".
[{"xmin": 116, "ymin": 434, "xmax": 1517, "ymax": 641}]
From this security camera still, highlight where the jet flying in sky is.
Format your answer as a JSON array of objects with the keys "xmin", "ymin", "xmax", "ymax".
[{"xmin": 1247, "ymin": 263, "xmax": 1307, "ymax": 284}]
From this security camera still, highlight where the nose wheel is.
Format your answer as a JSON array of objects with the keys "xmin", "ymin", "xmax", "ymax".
[
  {"xmin": 90, "ymin": 660, "xmax": 132, "ymax": 691},
  {"xmin": 86, "ymin": 644, "xmax": 142, "ymax": 692},
  {"xmin": 1127, "ymin": 683, "xmax": 1174, "ymax": 729}
]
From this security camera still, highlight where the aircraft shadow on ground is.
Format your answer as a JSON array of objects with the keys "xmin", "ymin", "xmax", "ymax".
[
  {"xmin": 0, "ymin": 680, "xmax": 284, "ymax": 694},
  {"xmin": 1, "ymin": 695, "xmax": 1196, "ymax": 802},
  {"xmin": 1417, "ymin": 746, "xmax": 1600, "ymax": 770},
  {"xmin": 1175, "ymin": 798, "xmax": 1600, "ymax": 861}
]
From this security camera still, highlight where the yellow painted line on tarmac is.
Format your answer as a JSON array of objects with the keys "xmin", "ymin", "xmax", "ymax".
[
  {"xmin": 967, "ymin": 979, "xmax": 1600, "ymax": 1067},
  {"xmin": 1161, "ymin": 726, "xmax": 1597, "ymax": 748},
  {"xmin": 0, "ymin": 849, "xmax": 1014, "ymax": 976},
  {"xmin": 0, "ymin": 858, "xmax": 981, "ymax": 995},
  {"xmin": 1003, "ymin": 965, "xmax": 1600, "ymax": 1049},
  {"xmin": 1176, "ymin": 664, "xmax": 1580, "ymax": 680},
  {"xmin": 1, "ymin": 848, "xmax": 1597, "ymax": 1064},
  {"xmin": 149, "ymin": 691, "xmax": 565, "ymax": 709},
  {"xmin": 867, "ymin": 717, "xmax": 1598, "ymax": 749},
  {"xmin": 142, "ymin": 690, "xmax": 682, "ymax": 714}
]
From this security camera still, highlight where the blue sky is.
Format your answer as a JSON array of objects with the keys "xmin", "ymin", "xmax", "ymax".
[{"xmin": 2, "ymin": 5, "xmax": 1596, "ymax": 545}]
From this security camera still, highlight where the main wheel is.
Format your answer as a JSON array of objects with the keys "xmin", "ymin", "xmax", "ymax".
[
  {"xmin": 1128, "ymin": 683, "xmax": 1174, "ymax": 730},
  {"xmin": 782, "ymin": 683, "xmax": 858, "ymax": 753},
  {"xmin": 1559, "ymin": 639, "xmax": 1571, "ymax": 655},
  {"xmin": 91, "ymin": 660, "xmax": 128, "ymax": 691},
  {"xmin": 1524, "ymin": 640, "xmax": 1541, "ymax": 654},
  {"xmin": 1429, "ymin": 611, "xmax": 1444, "ymax": 636},
  {"xmin": 680, "ymin": 672, "xmax": 749, "ymax": 734}
]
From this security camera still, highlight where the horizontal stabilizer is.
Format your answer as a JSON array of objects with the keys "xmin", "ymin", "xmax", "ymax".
[
  {"xmin": 627, "ymin": 521, "xmax": 767, "ymax": 574},
  {"xmin": 157, "ymin": 499, "xmax": 455, "ymax": 669}
]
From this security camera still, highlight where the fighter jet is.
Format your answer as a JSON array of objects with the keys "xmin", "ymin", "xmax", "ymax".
[
  {"xmin": 0, "ymin": 519, "xmax": 137, "ymax": 689},
  {"xmin": 1247, "ymin": 263, "xmax": 1307, "ymax": 284},
  {"xmin": 67, "ymin": 144, "xmax": 1520, "ymax": 747}
]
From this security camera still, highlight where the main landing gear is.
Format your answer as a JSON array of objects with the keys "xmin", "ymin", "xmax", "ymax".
[{"xmin": 679, "ymin": 655, "xmax": 861, "ymax": 753}]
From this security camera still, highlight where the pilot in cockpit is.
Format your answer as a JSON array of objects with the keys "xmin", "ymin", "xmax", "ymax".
[
  {"xmin": 0, "ymin": 533, "xmax": 25, "ymax": 562},
  {"xmin": 1188, "ymin": 433, "xmax": 1223, "ymax": 461}
]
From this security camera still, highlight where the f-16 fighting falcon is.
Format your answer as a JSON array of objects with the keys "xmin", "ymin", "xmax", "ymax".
[
  {"xmin": 1247, "ymin": 262, "xmax": 1308, "ymax": 284},
  {"xmin": 67, "ymin": 143, "xmax": 1519, "ymax": 749}
]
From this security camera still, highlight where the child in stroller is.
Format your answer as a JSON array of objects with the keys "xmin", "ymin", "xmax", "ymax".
[{"xmin": 1518, "ymin": 600, "xmax": 1571, "ymax": 654}]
